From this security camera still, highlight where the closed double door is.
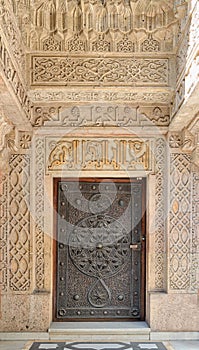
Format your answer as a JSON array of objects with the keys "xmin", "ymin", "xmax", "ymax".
[{"xmin": 54, "ymin": 178, "xmax": 146, "ymax": 320}]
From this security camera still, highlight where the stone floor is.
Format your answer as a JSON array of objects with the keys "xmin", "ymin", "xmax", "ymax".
[{"xmin": 0, "ymin": 341, "xmax": 199, "ymax": 350}]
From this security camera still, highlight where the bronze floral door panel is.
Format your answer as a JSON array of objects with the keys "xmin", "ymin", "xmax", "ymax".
[{"xmin": 54, "ymin": 179, "xmax": 146, "ymax": 320}]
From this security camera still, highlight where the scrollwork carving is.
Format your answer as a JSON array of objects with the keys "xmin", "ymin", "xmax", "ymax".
[{"xmin": 32, "ymin": 57, "xmax": 168, "ymax": 85}]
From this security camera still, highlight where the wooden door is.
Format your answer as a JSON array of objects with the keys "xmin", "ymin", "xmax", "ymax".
[{"xmin": 54, "ymin": 178, "xmax": 146, "ymax": 320}]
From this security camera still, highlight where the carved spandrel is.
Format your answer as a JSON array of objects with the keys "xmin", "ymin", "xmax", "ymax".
[{"xmin": 47, "ymin": 138, "xmax": 151, "ymax": 172}]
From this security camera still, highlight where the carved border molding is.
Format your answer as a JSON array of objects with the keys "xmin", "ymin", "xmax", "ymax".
[
  {"xmin": 35, "ymin": 137, "xmax": 45, "ymax": 290},
  {"xmin": 28, "ymin": 89, "xmax": 172, "ymax": 105},
  {"xmin": 31, "ymin": 56, "xmax": 169, "ymax": 86},
  {"xmin": 154, "ymin": 138, "xmax": 167, "ymax": 290},
  {"xmin": 191, "ymin": 171, "xmax": 199, "ymax": 291}
]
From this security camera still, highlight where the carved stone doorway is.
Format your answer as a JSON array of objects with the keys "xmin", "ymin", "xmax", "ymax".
[{"xmin": 54, "ymin": 178, "xmax": 146, "ymax": 321}]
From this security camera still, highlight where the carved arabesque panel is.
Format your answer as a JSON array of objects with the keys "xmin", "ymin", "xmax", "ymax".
[
  {"xmin": 35, "ymin": 137, "xmax": 45, "ymax": 290},
  {"xmin": 154, "ymin": 138, "xmax": 167, "ymax": 290},
  {"xmin": 32, "ymin": 57, "xmax": 168, "ymax": 86},
  {"xmin": 191, "ymin": 171, "xmax": 199, "ymax": 291},
  {"xmin": 9, "ymin": 154, "xmax": 31, "ymax": 292},
  {"xmin": 169, "ymin": 153, "xmax": 191, "ymax": 290}
]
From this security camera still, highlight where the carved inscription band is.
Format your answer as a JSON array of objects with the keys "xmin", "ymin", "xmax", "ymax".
[{"xmin": 47, "ymin": 138, "xmax": 151, "ymax": 172}]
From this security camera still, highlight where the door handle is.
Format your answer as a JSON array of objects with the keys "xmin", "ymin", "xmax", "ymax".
[{"xmin": 130, "ymin": 243, "xmax": 141, "ymax": 250}]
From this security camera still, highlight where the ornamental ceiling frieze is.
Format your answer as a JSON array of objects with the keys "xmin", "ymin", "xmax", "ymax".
[{"xmin": 12, "ymin": 0, "xmax": 188, "ymax": 54}]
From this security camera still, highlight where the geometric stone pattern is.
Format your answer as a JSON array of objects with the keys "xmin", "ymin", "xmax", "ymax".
[
  {"xmin": 0, "ymin": 174, "xmax": 8, "ymax": 292},
  {"xmin": 29, "ymin": 342, "xmax": 167, "ymax": 350},
  {"xmin": 9, "ymin": 154, "xmax": 31, "ymax": 291},
  {"xmin": 169, "ymin": 153, "xmax": 191, "ymax": 290},
  {"xmin": 191, "ymin": 171, "xmax": 199, "ymax": 291},
  {"xmin": 31, "ymin": 57, "xmax": 168, "ymax": 86},
  {"xmin": 154, "ymin": 138, "xmax": 167, "ymax": 290},
  {"xmin": 47, "ymin": 138, "xmax": 152, "ymax": 172},
  {"xmin": 35, "ymin": 137, "xmax": 45, "ymax": 290},
  {"xmin": 32, "ymin": 105, "xmax": 170, "ymax": 127}
]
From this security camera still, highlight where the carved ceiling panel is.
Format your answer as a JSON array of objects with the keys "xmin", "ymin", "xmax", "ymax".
[{"xmin": 12, "ymin": 0, "xmax": 187, "ymax": 53}]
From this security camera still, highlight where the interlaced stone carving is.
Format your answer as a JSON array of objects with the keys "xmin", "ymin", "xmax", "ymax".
[
  {"xmin": 43, "ymin": 36, "xmax": 61, "ymax": 51},
  {"xmin": 191, "ymin": 171, "xmax": 199, "ymax": 291},
  {"xmin": 154, "ymin": 138, "xmax": 167, "ymax": 290},
  {"xmin": 92, "ymin": 35, "xmax": 111, "ymax": 52},
  {"xmin": 141, "ymin": 36, "xmax": 160, "ymax": 52},
  {"xmin": 0, "ymin": 174, "xmax": 8, "ymax": 291},
  {"xmin": 47, "ymin": 138, "xmax": 151, "ymax": 172},
  {"xmin": 116, "ymin": 36, "xmax": 135, "ymax": 52},
  {"xmin": 67, "ymin": 34, "xmax": 86, "ymax": 52},
  {"xmin": 35, "ymin": 138, "xmax": 45, "ymax": 290},
  {"xmin": 169, "ymin": 153, "xmax": 191, "ymax": 290},
  {"xmin": 32, "ymin": 57, "xmax": 168, "ymax": 85},
  {"xmin": 9, "ymin": 155, "xmax": 31, "ymax": 291}
]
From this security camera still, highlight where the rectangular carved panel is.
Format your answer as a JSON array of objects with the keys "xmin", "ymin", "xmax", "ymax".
[
  {"xmin": 169, "ymin": 153, "xmax": 191, "ymax": 290},
  {"xmin": 31, "ymin": 56, "xmax": 169, "ymax": 86},
  {"xmin": 154, "ymin": 138, "xmax": 167, "ymax": 290},
  {"xmin": 191, "ymin": 171, "xmax": 199, "ymax": 291},
  {"xmin": 35, "ymin": 138, "xmax": 45, "ymax": 290},
  {"xmin": 47, "ymin": 138, "xmax": 152, "ymax": 173},
  {"xmin": 9, "ymin": 155, "xmax": 31, "ymax": 292}
]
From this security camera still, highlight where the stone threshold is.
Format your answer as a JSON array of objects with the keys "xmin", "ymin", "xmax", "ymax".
[
  {"xmin": 48, "ymin": 322, "xmax": 150, "ymax": 341},
  {"xmin": 0, "ymin": 325, "xmax": 198, "ymax": 342}
]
